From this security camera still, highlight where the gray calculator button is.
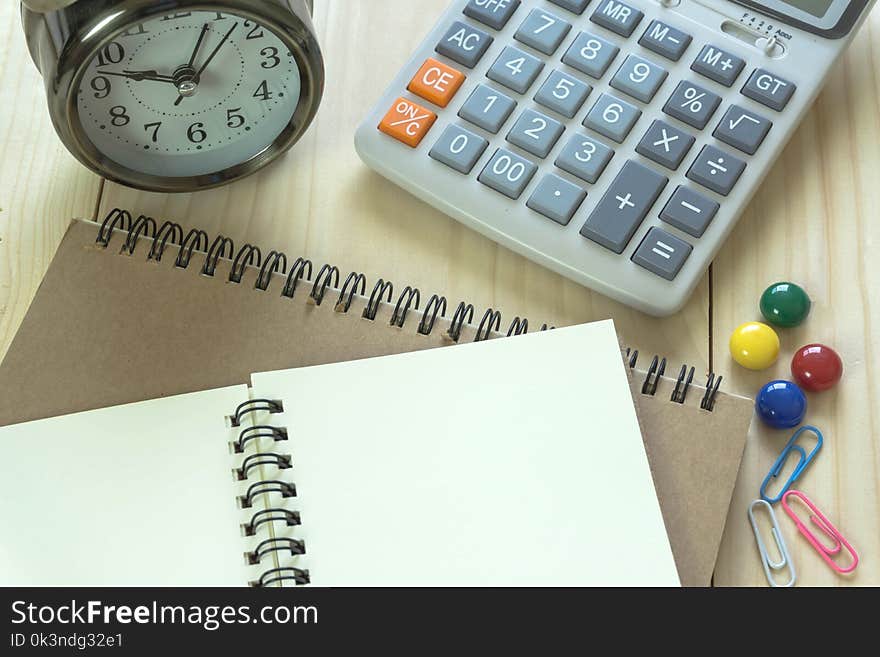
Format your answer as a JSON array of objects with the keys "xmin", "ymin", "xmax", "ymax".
[
  {"xmin": 590, "ymin": 0, "xmax": 644, "ymax": 37},
  {"xmin": 742, "ymin": 69, "xmax": 796, "ymax": 111},
  {"xmin": 535, "ymin": 70, "xmax": 592, "ymax": 118},
  {"xmin": 639, "ymin": 20, "xmax": 692, "ymax": 62},
  {"xmin": 691, "ymin": 45, "xmax": 745, "ymax": 87},
  {"xmin": 562, "ymin": 31, "xmax": 619, "ymax": 80},
  {"xmin": 548, "ymin": 0, "xmax": 591, "ymax": 14},
  {"xmin": 687, "ymin": 145, "xmax": 746, "ymax": 196},
  {"xmin": 635, "ymin": 120, "xmax": 695, "ymax": 171},
  {"xmin": 527, "ymin": 173, "xmax": 587, "ymax": 225},
  {"xmin": 584, "ymin": 93, "xmax": 641, "ymax": 143},
  {"xmin": 487, "ymin": 46, "xmax": 544, "ymax": 94},
  {"xmin": 713, "ymin": 105, "xmax": 772, "ymax": 155},
  {"xmin": 429, "ymin": 124, "xmax": 489, "ymax": 174},
  {"xmin": 507, "ymin": 108, "xmax": 565, "ymax": 158},
  {"xmin": 479, "ymin": 148, "xmax": 538, "ymax": 199},
  {"xmin": 515, "ymin": 9, "xmax": 572, "ymax": 55},
  {"xmin": 555, "ymin": 133, "xmax": 614, "ymax": 184},
  {"xmin": 459, "ymin": 84, "xmax": 517, "ymax": 133},
  {"xmin": 610, "ymin": 54, "xmax": 668, "ymax": 103},
  {"xmin": 435, "ymin": 21, "xmax": 494, "ymax": 69},
  {"xmin": 663, "ymin": 81, "xmax": 721, "ymax": 130},
  {"xmin": 580, "ymin": 161, "xmax": 667, "ymax": 253},
  {"xmin": 660, "ymin": 186, "xmax": 719, "ymax": 238},
  {"xmin": 463, "ymin": 0, "xmax": 521, "ymax": 30},
  {"xmin": 632, "ymin": 228, "xmax": 693, "ymax": 281}
]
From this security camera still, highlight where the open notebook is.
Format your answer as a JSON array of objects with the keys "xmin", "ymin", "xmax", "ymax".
[
  {"xmin": 0, "ymin": 212, "xmax": 753, "ymax": 585},
  {"xmin": 0, "ymin": 322, "xmax": 680, "ymax": 587}
]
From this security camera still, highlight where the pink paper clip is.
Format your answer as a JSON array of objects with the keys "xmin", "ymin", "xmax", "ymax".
[{"xmin": 782, "ymin": 490, "xmax": 859, "ymax": 575}]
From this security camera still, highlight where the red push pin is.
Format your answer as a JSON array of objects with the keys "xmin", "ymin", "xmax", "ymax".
[{"xmin": 791, "ymin": 344, "xmax": 843, "ymax": 392}]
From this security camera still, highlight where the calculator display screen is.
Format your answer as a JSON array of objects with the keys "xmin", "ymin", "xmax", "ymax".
[{"xmin": 777, "ymin": 0, "xmax": 834, "ymax": 17}]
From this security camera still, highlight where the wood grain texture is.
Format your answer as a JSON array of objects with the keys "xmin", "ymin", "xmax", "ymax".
[
  {"xmin": 6, "ymin": 0, "xmax": 879, "ymax": 586},
  {"xmin": 714, "ymin": 12, "xmax": 880, "ymax": 586},
  {"xmin": 0, "ymin": 4, "xmax": 102, "ymax": 361}
]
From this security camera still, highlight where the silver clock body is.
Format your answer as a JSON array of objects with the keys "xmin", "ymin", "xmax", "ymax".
[{"xmin": 22, "ymin": 0, "xmax": 324, "ymax": 192}]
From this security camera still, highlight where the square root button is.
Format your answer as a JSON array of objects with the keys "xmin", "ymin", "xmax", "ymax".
[{"xmin": 632, "ymin": 227, "xmax": 693, "ymax": 281}]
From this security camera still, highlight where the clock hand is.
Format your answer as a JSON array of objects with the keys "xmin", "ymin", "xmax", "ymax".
[
  {"xmin": 186, "ymin": 23, "xmax": 211, "ymax": 68},
  {"xmin": 175, "ymin": 21, "xmax": 238, "ymax": 107},
  {"xmin": 97, "ymin": 69, "xmax": 176, "ymax": 84}
]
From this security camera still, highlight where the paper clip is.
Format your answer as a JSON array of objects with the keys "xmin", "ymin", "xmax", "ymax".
[
  {"xmin": 760, "ymin": 425, "xmax": 823, "ymax": 503},
  {"xmin": 748, "ymin": 500, "xmax": 796, "ymax": 587},
  {"xmin": 782, "ymin": 490, "xmax": 859, "ymax": 575}
]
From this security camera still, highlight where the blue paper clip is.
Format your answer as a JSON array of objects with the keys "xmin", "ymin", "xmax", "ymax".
[{"xmin": 760, "ymin": 425, "xmax": 823, "ymax": 504}]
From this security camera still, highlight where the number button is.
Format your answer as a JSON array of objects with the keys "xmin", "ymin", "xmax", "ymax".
[
  {"xmin": 555, "ymin": 133, "xmax": 614, "ymax": 184},
  {"xmin": 378, "ymin": 97, "xmax": 438, "ymax": 147},
  {"xmin": 534, "ymin": 70, "xmax": 592, "ymax": 118},
  {"xmin": 742, "ymin": 69, "xmax": 796, "ymax": 111},
  {"xmin": 463, "ymin": 0, "xmax": 522, "ymax": 30},
  {"xmin": 632, "ymin": 228, "xmax": 693, "ymax": 281},
  {"xmin": 458, "ymin": 84, "xmax": 517, "ymax": 133},
  {"xmin": 610, "ymin": 55, "xmax": 668, "ymax": 104},
  {"xmin": 691, "ymin": 45, "xmax": 745, "ymax": 87},
  {"xmin": 527, "ymin": 174, "xmax": 587, "ymax": 226},
  {"xmin": 486, "ymin": 46, "xmax": 544, "ymax": 94},
  {"xmin": 478, "ymin": 148, "xmax": 538, "ymax": 199},
  {"xmin": 407, "ymin": 58, "xmax": 466, "ymax": 108},
  {"xmin": 686, "ymin": 145, "xmax": 746, "ymax": 196},
  {"xmin": 639, "ymin": 20, "xmax": 692, "ymax": 62},
  {"xmin": 583, "ymin": 93, "xmax": 641, "ymax": 143},
  {"xmin": 507, "ymin": 108, "xmax": 565, "ymax": 158},
  {"xmin": 514, "ymin": 9, "xmax": 572, "ymax": 55},
  {"xmin": 635, "ymin": 120, "xmax": 695, "ymax": 171},
  {"xmin": 435, "ymin": 20, "xmax": 494, "ymax": 69},
  {"xmin": 662, "ymin": 81, "xmax": 721, "ymax": 130},
  {"xmin": 590, "ymin": 0, "xmax": 644, "ymax": 38},
  {"xmin": 562, "ymin": 31, "xmax": 619, "ymax": 80},
  {"xmin": 429, "ymin": 124, "xmax": 489, "ymax": 174},
  {"xmin": 713, "ymin": 105, "xmax": 772, "ymax": 155}
]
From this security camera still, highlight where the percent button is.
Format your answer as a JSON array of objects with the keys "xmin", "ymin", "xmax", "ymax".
[
  {"xmin": 378, "ymin": 97, "xmax": 438, "ymax": 148},
  {"xmin": 663, "ymin": 81, "xmax": 721, "ymax": 130}
]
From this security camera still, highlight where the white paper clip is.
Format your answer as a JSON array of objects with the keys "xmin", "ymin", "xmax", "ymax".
[{"xmin": 748, "ymin": 499, "xmax": 796, "ymax": 588}]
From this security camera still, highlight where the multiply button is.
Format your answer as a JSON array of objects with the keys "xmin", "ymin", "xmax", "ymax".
[
  {"xmin": 742, "ymin": 69, "xmax": 796, "ymax": 111},
  {"xmin": 636, "ymin": 120, "xmax": 695, "ymax": 171},
  {"xmin": 580, "ymin": 161, "xmax": 668, "ymax": 254},
  {"xmin": 691, "ymin": 45, "xmax": 745, "ymax": 87},
  {"xmin": 407, "ymin": 58, "xmax": 466, "ymax": 108}
]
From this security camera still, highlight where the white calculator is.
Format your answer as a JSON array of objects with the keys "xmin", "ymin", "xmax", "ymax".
[{"xmin": 355, "ymin": 0, "xmax": 875, "ymax": 315}]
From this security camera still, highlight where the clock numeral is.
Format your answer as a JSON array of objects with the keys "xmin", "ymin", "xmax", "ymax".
[
  {"xmin": 244, "ymin": 20, "xmax": 265, "ymax": 40},
  {"xmin": 253, "ymin": 80, "xmax": 273, "ymax": 101},
  {"xmin": 119, "ymin": 23, "xmax": 148, "ymax": 38},
  {"xmin": 260, "ymin": 46, "xmax": 281, "ymax": 69},
  {"xmin": 144, "ymin": 122, "xmax": 162, "ymax": 143},
  {"xmin": 226, "ymin": 108, "xmax": 246, "ymax": 129},
  {"xmin": 213, "ymin": 12, "xmax": 227, "ymax": 21},
  {"xmin": 160, "ymin": 12, "xmax": 192, "ymax": 21},
  {"xmin": 109, "ymin": 106, "xmax": 130, "ymax": 127},
  {"xmin": 187, "ymin": 122, "xmax": 208, "ymax": 144},
  {"xmin": 90, "ymin": 76, "xmax": 111, "ymax": 99},
  {"xmin": 97, "ymin": 42, "xmax": 125, "ymax": 67}
]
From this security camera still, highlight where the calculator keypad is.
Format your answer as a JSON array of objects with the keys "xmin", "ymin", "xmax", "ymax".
[
  {"xmin": 555, "ymin": 133, "xmax": 614, "ymax": 184},
  {"xmin": 514, "ymin": 9, "xmax": 572, "ymax": 55},
  {"xmin": 562, "ymin": 31, "xmax": 619, "ymax": 79},
  {"xmin": 691, "ymin": 45, "xmax": 745, "ymax": 87},
  {"xmin": 713, "ymin": 105, "xmax": 772, "ymax": 155},
  {"xmin": 663, "ymin": 81, "xmax": 721, "ymax": 130},
  {"xmin": 636, "ymin": 120, "xmax": 695, "ymax": 171},
  {"xmin": 610, "ymin": 54, "xmax": 668, "ymax": 103},
  {"xmin": 534, "ymin": 70, "xmax": 592, "ymax": 118},
  {"xmin": 632, "ymin": 227, "xmax": 693, "ymax": 280},
  {"xmin": 487, "ymin": 46, "xmax": 544, "ymax": 94},
  {"xmin": 463, "ymin": 0, "xmax": 521, "ymax": 30},
  {"xmin": 435, "ymin": 21, "xmax": 494, "ymax": 69},
  {"xmin": 660, "ymin": 187, "xmax": 719, "ymax": 238},
  {"xmin": 479, "ymin": 148, "xmax": 538, "ymax": 199},
  {"xmin": 508, "ymin": 108, "xmax": 565, "ymax": 158},
  {"xmin": 639, "ymin": 20, "xmax": 692, "ymax": 62},
  {"xmin": 590, "ymin": 0, "xmax": 644, "ymax": 38},
  {"xmin": 548, "ymin": 0, "xmax": 591, "ymax": 14},
  {"xmin": 459, "ymin": 84, "xmax": 517, "ymax": 133},
  {"xmin": 687, "ymin": 145, "xmax": 746, "ymax": 196},
  {"xmin": 527, "ymin": 173, "xmax": 587, "ymax": 225},
  {"xmin": 430, "ymin": 124, "xmax": 489, "ymax": 173},
  {"xmin": 584, "ymin": 93, "xmax": 641, "ymax": 143},
  {"xmin": 742, "ymin": 69, "xmax": 796, "ymax": 111}
]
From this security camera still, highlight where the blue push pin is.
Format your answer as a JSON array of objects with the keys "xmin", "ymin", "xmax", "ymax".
[{"xmin": 755, "ymin": 380, "xmax": 807, "ymax": 429}]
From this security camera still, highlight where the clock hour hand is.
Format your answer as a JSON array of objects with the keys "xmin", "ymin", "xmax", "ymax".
[{"xmin": 98, "ymin": 69, "xmax": 176, "ymax": 84}]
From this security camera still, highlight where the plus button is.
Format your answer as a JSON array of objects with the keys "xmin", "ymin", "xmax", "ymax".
[{"xmin": 616, "ymin": 193, "xmax": 636, "ymax": 210}]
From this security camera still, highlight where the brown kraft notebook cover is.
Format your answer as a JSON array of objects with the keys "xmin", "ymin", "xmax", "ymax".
[{"xmin": 0, "ymin": 215, "xmax": 753, "ymax": 586}]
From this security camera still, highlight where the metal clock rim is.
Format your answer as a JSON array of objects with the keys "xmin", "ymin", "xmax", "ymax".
[{"xmin": 32, "ymin": 0, "xmax": 324, "ymax": 193}]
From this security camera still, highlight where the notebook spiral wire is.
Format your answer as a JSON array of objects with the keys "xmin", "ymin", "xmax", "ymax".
[
  {"xmin": 96, "ymin": 208, "xmax": 554, "ymax": 341},
  {"xmin": 228, "ymin": 398, "xmax": 309, "ymax": 587},
  {"xmin": 625, "ymin": 349, "xmax": 723, "ymax": 411}
]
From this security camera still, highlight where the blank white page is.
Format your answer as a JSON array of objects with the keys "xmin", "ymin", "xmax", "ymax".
[
  {"xmin": 0, "ymin": 386, "xmax": 250, "ymax": 586},
  {"xmin": 251, "ymin": 320, "xmax": 679, "ymax": 586}
]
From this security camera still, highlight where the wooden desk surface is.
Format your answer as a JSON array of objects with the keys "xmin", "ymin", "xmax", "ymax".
[{"xmin": 0, "ymin": 2, "xmax": 877, "ymax": 586}]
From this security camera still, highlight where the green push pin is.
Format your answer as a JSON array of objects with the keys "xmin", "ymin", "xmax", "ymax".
[{"xmin": 760, "ymin": 282, "xmax": 812, "ymax": 328}]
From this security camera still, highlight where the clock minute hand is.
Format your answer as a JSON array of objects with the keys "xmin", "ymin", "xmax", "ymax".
[
  {"xmin": 98, "ymin": 69, "xmax": 176, "ymax": 84},
  {"xmin": 175, "ymin": 21, "xmax": 238, "ymax": 107}
]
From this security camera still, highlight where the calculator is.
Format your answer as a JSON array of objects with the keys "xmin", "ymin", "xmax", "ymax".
[{"xmin": 355, "ymin": 0, "xmax": 875, "ymax": 316}]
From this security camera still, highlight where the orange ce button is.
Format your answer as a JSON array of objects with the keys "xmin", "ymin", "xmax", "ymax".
[{"xmin": 407, "ymin": 58, "xmax": 466, "ymax": 108}]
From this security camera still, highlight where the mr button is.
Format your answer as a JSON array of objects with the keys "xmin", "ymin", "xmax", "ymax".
[{"xmin": 407, "ymin": 58, "xmax": 466, "ymax": 107}]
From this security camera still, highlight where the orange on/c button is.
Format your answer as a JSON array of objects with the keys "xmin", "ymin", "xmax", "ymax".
[
  {"xmin": 407, "ymin": 58, "xmax": 466, "ymax": 108},
  {"xmin": 378, "ymin": 97, "xmax": 438, "ymax": 148}
]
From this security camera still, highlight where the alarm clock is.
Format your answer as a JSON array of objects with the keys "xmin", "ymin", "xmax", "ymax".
[{"xmin": 21, "ymin": 0, "xmax": 324, "ymax": 192}]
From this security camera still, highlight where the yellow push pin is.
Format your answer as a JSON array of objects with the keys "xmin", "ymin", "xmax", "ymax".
[{"xmin": 730, "ymin": 322, "xmax": 780, "ymax": 370}]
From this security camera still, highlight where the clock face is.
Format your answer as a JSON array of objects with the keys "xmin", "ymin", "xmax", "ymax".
[{"xmin": 76, "ymin": 10, "xmax": 302, "ymax": 179}]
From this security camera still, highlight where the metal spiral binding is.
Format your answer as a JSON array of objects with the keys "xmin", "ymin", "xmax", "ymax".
[
  {"xmin": 95, "ymin": 207, "xmax": 552, "ymax": 342},
  {"xmin": 229, "ymin": 399, "xmax": 308, "ymax": 587},
  {"xmin": 625, "ymin": 349, "xmax": 723, "ymax": 411}
]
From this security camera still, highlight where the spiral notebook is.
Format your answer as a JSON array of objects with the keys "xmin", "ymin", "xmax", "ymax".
[
  {"xmin": 0, "ymin": 211, "xmax": 753, "ymax": 586},
  {"xmin": 0, "ymin": 322, "xmax": 681, "ymax": 587}
]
